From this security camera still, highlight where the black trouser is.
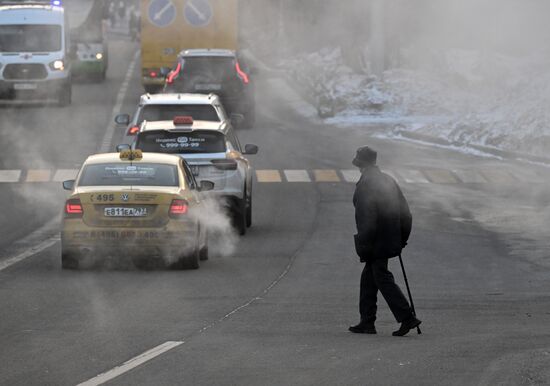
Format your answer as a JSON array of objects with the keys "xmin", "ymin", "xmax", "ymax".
[{"xmin": 360, "ymin": 258, "xmax": 412, "ymax": 323}]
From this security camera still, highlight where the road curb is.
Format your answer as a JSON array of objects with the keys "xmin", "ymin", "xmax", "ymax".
[{"xmin": 395, "ymin": 130, "xmax": 550, "ymax": 166}]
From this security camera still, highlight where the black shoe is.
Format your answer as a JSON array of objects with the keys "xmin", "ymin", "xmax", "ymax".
[
  {"xmin": 392, "ymin": 317, "xmax": 422, "ymax": 336},
  {"xmin": 349, "ymin": 321, "xmax": 376, "ymax": 334}
]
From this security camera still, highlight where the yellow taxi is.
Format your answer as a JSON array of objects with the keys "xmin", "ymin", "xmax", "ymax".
[{"xmin": 61, "ymin": 149, "xmax": 213, "ymax": 270}]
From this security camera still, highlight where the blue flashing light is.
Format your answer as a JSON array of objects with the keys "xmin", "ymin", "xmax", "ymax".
[{"xmin": 51, "ymin": 0, "xmax": 61, "ymax": 6}]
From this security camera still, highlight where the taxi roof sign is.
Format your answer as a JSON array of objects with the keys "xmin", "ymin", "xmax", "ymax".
[
  {"xmin": 119, "ymin": 149, "xmax": 143, "ymax": 161},
  {"xmin": 173, "ymin": 116, "xmax": 193, "ymax": 126}
]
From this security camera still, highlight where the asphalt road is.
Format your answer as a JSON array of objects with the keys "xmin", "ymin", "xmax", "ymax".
[{"xmin": 1, "ymin": 37, "xmax": 550, "ymax": 386}]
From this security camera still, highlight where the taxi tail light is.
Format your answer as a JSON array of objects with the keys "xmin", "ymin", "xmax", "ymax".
[
  {"xmin": 211, "ymin": 159, "xmax": 238, "ymax": 171},
  {"xmin": 65, "ymin": 198, "xmax": 83, "ymax": 218},
  {"xmin": 127, "ymin": 125, "xmax": 140, "ymax": 135},
  {"xmin": 149, "ymin": 71, "xmax": 158, "ymax": 78},
  {"xmin": 169, "ymin": 199, "xmax": 189, "ymax": 218},
  {"xmin": 235, "ymin": 62, "xmax": 249, "ymax": 84}
]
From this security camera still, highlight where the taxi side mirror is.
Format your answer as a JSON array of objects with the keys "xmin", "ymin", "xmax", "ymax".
[
  {"xmin": 198, "ymin": 180, "xmax": 214, "ymax": 192},
  {"xmin": 115, "ymin": 114, "xmax": 130, "ymax": 125},
  {"xmin": 116, "ymin": 144, "xmax": 131, "ymax": 152},
  {"xmin": 62, "ymin": 180, "xmax": 75, "ymax": 191},
  {"xmin": 243, "ymin": 144, "xmax": 259, "ymax": 155}
]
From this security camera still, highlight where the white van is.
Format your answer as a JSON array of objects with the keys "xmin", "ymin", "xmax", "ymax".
[{"xmin": 0, "ymin": 0, "xmax": 72, "ymax": 105}]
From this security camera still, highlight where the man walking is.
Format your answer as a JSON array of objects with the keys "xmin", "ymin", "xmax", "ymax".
[{"xmin": 349, "ymin": 146, "xmax": 421, "ymax": 336}]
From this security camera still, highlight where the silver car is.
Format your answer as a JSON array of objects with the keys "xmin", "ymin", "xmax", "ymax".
[
  {"xmin": 115, "ymin": 93, "xmax": 234, "ymax": 136},
  {"xmin": 132, "ymin": 117, "xmax": 258, "ymax": 235}
]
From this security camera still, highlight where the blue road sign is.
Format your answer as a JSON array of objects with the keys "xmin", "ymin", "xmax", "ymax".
[
  {"xmin": 184, "ymin": 0, "xmax": 213, "ymax": 27},
  {"xmin": 148, "ymin": 0, "xmax": 176, "ymax": 28}
]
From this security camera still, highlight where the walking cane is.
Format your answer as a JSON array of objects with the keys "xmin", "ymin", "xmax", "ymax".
[{"xmin": 398, "ymin": 253, "xmax": 421, "ymax": 334}]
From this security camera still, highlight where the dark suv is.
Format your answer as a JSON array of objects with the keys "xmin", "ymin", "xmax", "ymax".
[{"xmin": 163, "ymin": 49, "xmax": 255, "ymax": 128}]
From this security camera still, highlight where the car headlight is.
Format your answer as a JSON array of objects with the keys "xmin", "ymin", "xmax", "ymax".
[
  {"xmin": 95, "ymin": 53, "xmax": 103, "ymax": 60},
  {"xmin": 49, "ymin": 60, "xmax": 65, "ymax": 71}
]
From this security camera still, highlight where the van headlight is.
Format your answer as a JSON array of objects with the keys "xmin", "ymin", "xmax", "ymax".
[
  {"xmin": 49, "ymin": 60, "xmax": 65, "ymax": 71},
  {"xmin": 95, "ymin": 53, "xmax": 103, "ymax": 60}
]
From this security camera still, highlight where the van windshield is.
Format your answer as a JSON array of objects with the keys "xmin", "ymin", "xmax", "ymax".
[{"xmin": 0, "ymin": 25, "xmax": 62, "ymax": 52}]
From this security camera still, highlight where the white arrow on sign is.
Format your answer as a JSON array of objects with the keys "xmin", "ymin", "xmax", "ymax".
[
  {"xmin": 187, "ymin": 0, "xmax": 207, "ymax": 21},
  {"xmin": 154, "ymin": 1, "xmax": 174, "ymax": 21}
]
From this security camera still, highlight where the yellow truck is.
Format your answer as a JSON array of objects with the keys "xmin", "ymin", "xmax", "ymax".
[{"xmin": 140, "ymin": 0, "xmax": 238, "ymax": 93}]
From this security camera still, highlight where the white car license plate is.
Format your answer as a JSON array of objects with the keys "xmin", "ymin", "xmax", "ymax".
[
  {"xmin": 104, "ymin": 207, "xmax": 148, "ymax": 217},
  {"xmin": 195, "ymin": 83, "xmax": 221, "ymax": 91},
  {"xmin": 14, "ymin": 83, "xmax": 38, "ymax": 90}
]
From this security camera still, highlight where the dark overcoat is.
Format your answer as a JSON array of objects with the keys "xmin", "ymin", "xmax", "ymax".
[{"xmin": 353, "ymin": 166, "xmax": 412, "ymax": 262}]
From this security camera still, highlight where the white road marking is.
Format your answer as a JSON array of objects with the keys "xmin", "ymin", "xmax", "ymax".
[
  {"xmin": 53, "ymin": 169, "xmax": 79, "ymax": 182},
  {"xmin": 341, "ymin": 169, "xmax": 360, "ymax": 183},
  {"xmin": 0, "ymin": 218, "xmax": 60, "ymax": 272},
  {"xmin": 397, "ymin": 169, "xmax": 430, "ymax": 183},
  {"xmin": 0, "ymin": 170, "xmax": 21, "ymax": 182},
  {"xmin": 284, "ymin": 170, "xmax": 311, "ymax": 182},
  {"xmin": 98, "ymin": 50, "xmax": 140, "ymax": 153},
  {"xmin": 77, "ymin": 341, "xmax": 184, "ymax": 386}
]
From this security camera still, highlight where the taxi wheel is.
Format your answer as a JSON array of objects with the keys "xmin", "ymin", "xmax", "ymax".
[
  {"xmin": 199, "ymin": 245, "xmax": 209, "ymax": 261},
  {"xmin": 184, "ymin": 249, "xmax": 200, "ymax": 269},
  {"xmin": 232, "ymin": 199, "xmax": 246, "ymax": 236},
  {"xmin": 61, "ymin": 253, "xmax": 79, "ymax": 270},
  {"xmin": 246, "ymin": 193, "xmax": 252, "ymax": 228}
]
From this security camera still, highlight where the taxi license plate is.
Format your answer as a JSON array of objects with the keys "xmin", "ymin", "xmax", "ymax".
[
  {"xmin": 14, "ymin": 83, "xmax": 38, "ymax": 90},
  {"xmin": 195, "ymin": 83, "xmax": 221, "ymax": 91},
  {"xmin": 104, "ymin": 207, "xmax": 148, "ymax": 217}
]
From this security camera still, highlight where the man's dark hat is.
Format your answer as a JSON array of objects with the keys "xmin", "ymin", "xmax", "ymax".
[{"xmin": 352, "ymin": 146, "xmax": 377, "ymax": 167}]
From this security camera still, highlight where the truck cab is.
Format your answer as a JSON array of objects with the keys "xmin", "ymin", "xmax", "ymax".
[{"xmin": 0, "ymin": 0, "xmax": 72, "ymax": 105}]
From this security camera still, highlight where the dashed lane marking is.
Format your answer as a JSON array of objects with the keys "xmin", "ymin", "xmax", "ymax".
[
  {"xmin": 77, "ymin": 341, "xmax": 184, "ymax": 386},
  {"xmin": 0, "ymin": 170, "xmax": 21, "ymax": 183},
  {"xmin": 452, "ymin": 169, "xmax": 487, "ymax": 183},
  {"xmin": 26, "ymin": 169, "xmax": 51, "ymax": 182},
  {"xmin": 424, "ymin": 169, "xmax": 458, "ymax": 184},
  {"xmin": 313, "ymin": 169, "xmax": 340, "ymax": 182},
  {"xmin": 396, "ymin": 169, "xmax": 430, "ymax": 184},
  {"xmin": 341, "ymin": 169, "xmax": 361, "ymax": 183},
  {"xmin": 52, "ymin": 169, "xmax": 79, "ymax": 182},
  {"xmin": 256, "ymin": 170, "xmax": 282, "ymax": 183},
  {"xmin": 98, "ymin": 50, "xmax": 140, "ymax": 153},
  {"xmin": 284, "ymin": 170, "xmax": 311, "ymax": 182}
]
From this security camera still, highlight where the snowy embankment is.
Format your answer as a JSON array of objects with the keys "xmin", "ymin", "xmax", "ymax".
[{"xmin": 282, "ymin": 47, "xmax": 550, "ymax": 158}]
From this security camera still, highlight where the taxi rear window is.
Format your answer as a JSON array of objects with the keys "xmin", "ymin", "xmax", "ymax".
[
  {"xmin": 136, "ymin": 130, "xmax": 226, "ymax": 154},
  {"xmin": 138, "ymin": 105, "xmax": 220, "ymax": 122},
  {"xmin": 78, "ymin": 163, "xmax": 179, "ymax": 187}
]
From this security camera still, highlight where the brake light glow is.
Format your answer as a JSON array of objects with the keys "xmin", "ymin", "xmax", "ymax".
[
  {"xmin": 173, "ymin": 116, "xmax": 193, "ymax": 125},
  {"xmin": 65, "ymin": 198, "xmax": 83, "ymax": 217},
  {"xmin": 235, "ymin": 62, "xmax": 249, "ymax": 84},
  {"xmin": 166, "ymin": 63, "xmax": 181, "ymax": 84},
  {"xmin": 127, "ymin": 126, "xmax": 140, "ymax": 135},
  {"xmin": 169, "ymin": 199, "xmax": 189, "ymax": 217},
  {"xmin": 149, "ymin": 71, "xmax": 158, "ymax": 78}
]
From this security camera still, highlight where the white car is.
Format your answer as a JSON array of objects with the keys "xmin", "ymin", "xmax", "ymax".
[
  {"xmin": 115, "ymin": 93, "xmax": 236, "ymax": 136},
  {"xmin": 129, "ymin": 116, "xmax": 258, "ymax": 235}
]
